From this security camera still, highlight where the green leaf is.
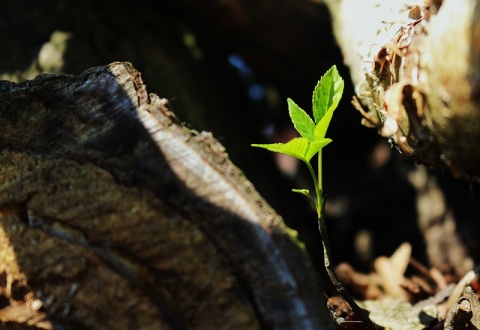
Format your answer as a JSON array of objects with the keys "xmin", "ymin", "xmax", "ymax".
[
  {"xmin": 292, "ymin": 188, "xmax": 310, "ymax": 196},
  {"xmin": 305, "ymin": 138, "xmax": 332, "ymax": 161},
  {"xmin": 314, "ymin": 107, "xmax": 335, "ymax": 140},
  {"xmin": 292, "ymin": 188, "xmax": 316, "ymax": 207},
  {"xmin": 252, "ymin": 137, "xmax": 310, "ymax": 162},
  {"xmin": 252, "ymin": 137, "xmax": 332, "ymax": 163},
  {"xmin": 312, "ymin": 65, "xmax": 344, "ymax": 124},
  {"xmin": 287, "ymin": 98, "xmax": 315, "ymax": 142}
]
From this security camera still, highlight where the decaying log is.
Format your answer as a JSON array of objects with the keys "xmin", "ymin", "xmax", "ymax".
[
  {"xmin": 0, "ymin": 62, "xmax": 338, "ymax": 329},
  {"xmin": 325, "ymin": 0, "xmax": 480, "ymax": 182}
]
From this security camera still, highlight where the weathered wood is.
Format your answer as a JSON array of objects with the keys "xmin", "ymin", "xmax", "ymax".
[
  {"xmin": 325, "ymin": 0, "xmax": 480, "ymax": 182},
  {"xmin": 0, "ymin": 1, "xmax": 343, "ymax": 244},
  {"xmin": 0, "ymin": 63, "xmax": 338, "ymax": 329}
]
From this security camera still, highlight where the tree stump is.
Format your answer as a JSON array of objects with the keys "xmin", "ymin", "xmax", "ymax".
[
  {"xmin": 325, "ymin": 0, "xmax": 480, "ymax": 182},
  {"xmin": 0, "ymin": 62, "xmax": 337, "ymax": 329}
]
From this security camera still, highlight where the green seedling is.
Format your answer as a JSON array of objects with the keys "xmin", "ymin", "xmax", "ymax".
[{"xmin": 252, "ymin": 65, "xmax": 376, "ymax": 329}]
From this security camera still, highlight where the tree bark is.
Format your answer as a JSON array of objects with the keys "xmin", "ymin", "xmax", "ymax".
[
  {"xmin": 0, "ymin": 1, "xmax": 346, "ymax": 262},
  {"xmin": 324, "ymin": 0, "xmax": 480, "ymax": 182},
  {"xmin": 0, "ymin": 62, "xmax": 337, "ymax": 329}
]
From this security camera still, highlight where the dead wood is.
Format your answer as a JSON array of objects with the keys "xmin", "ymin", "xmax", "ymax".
[
  {"xmin": 0, "ymin": 62, "xmax": 338, "ymax": 329},
  {"xmin": 0, "ymin": 1, "xmax": 342, "ymax": 249},
  {"xmin": 324, "ymin": 0, "xmax": 480, "ymax": 182}
]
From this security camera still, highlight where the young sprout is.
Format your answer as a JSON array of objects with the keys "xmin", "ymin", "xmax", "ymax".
[{"xmin": 252, "ymin": 65, "xmax": 376, "ymax": 329}]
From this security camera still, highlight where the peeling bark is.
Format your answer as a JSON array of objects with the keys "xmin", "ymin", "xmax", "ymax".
[
  {"xmin": 0, "ymin": 63, "xmax": 337, "ymax": 329},
  {"xmin": 325, "ymin": 0, "xmax": 480, "ymax": 182}
]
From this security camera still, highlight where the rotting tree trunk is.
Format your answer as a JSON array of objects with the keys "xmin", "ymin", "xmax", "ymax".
[
  {"xmin": 324, "ymin": 0, "xmax": 480, "ymax": 183},
  {"xmin": 0, "ymin": 62, "xmax": 338, "ymax": 329}
]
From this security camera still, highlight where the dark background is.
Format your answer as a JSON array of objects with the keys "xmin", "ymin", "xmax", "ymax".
[{"xmin": 2, "ymin": 0, "xmax": 479, "ymax": 277}]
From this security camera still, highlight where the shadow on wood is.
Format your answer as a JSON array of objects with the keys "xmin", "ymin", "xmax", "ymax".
[{"xmin": 0, "ymin": 62, "xmax": 337, "ymax": 329}]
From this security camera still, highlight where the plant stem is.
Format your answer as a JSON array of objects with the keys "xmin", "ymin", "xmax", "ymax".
[
  {"xmin": 317, "ymin": 216, "xmax": 377, "ymax": 330},
  {"xmin": 306, "ymin": 162, "xmax": 321, "ymax": 213},
  {"xmin": 318, "ymin": 149, "xmax": 323, "ymax": 198},
  {"xmin": 310, "ymin": 152, "xmax": 377, "ymax": 330}
]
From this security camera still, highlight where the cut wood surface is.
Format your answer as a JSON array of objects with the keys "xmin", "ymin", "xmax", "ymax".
[
  {"xmin": 325, "ymin": 0, "xmax": 480, "ymax": 182},
  {"xmin": 0, "ymin": 62, "xmax": 337, "ymax": 329}
]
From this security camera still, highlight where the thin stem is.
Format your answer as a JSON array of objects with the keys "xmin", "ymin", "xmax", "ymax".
[
  {"xmin": 305, "ymin": 161, "xmax": 321, "ymax": 215},
  {"xmin": 318, "ymin": 216, "xmax": 377, "ymax": 330},
  {"xmin": 312, "ymin": 151, "xmax": 377, "ymax": 330},
  {"xmin": 318, "ymin": 149, "xmax": 323, "ymax": 198}
]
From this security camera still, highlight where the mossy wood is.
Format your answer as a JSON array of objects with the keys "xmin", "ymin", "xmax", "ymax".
[{"xmin": 0, "ymin": 62, "xmax": 337, "ymax": 329}]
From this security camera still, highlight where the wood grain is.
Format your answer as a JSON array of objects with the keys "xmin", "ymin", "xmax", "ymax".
[{"xmin": 0, "ymin": 62, "xmax": 337, "ymax": 329}]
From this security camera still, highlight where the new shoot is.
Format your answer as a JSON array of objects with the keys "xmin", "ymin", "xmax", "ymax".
[{"xmin": 252, "ymin": 65, "xmax": 376, "ymax": 329}]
